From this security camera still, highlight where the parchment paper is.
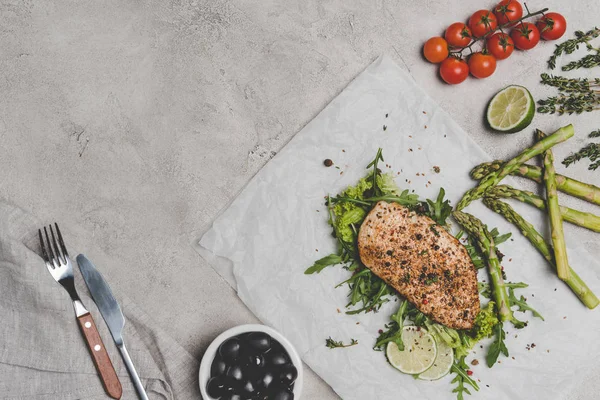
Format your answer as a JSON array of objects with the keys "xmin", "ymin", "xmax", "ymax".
[{"xmin": 198, "ymin": 55, "xmax": 600, "ymax": 400}]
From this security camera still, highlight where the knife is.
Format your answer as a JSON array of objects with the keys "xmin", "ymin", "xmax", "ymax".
[{"xmin": 77, "ymin": 254, "xmax": 150, "ymax": 400}]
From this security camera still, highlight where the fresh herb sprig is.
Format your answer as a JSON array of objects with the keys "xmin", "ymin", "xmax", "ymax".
[
  {"xmin": 374, "ymin": 300, "xmax": 409, "ymax": 350},
  {"xmin": 563, "ymin": 142, "xmax": 600, "ymax": 170},
  {"xmin": 508, "ymin": 287, "xmax": 545, "ymax": 320},
  {"xmin": 486, "ymin": 322, "xmax": 509, "ymax": 367},
  {"xmin": 548, "ymin": 27, "xmax": 600, "ymax": 69},
  {"xmin": 563, "ymin": 54, "xmax": 600, "ymax": 71},
  {"xmin": 451, "ymin": 356, "xmax": 479, "ymax": 400},
  {"xmin": 326, "ymin": 337, "xmax": 358, "ymax": 349},
  {"xmin": 426, "ymin": 187, "xmax": 453, "ymax": 227},
  {"xmin": 540, "ymin": 73, "xmax": 600, "ymax": 92}
]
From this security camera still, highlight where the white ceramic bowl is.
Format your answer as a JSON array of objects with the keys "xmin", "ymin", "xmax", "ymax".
[{"xmin": 199, "ymin": 324, "xmax": 303, "ymax": 399}]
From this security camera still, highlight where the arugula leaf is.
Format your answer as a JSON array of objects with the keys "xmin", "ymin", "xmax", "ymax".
[
  {"xmin": 304, "ymin": 254, "xmax": 343, "ymax": 274},
  {"xmin": 366, "ymin": 148, "xmax": 384, "ymax": 196},
  {"xmin": 486, "ymin": 322, "xmax": 509, "ymax": 367},
  {"xmin": 478, "ymin": 282, "xmax": 527, "ymax": 300},
  {"xmin": 426, "ymin": 188, "xmax": 453, "ymax": 226},
  {"xmin": 508, "ymin": 288, "xmax": 544, "ymax": 320},
  {"xmin": 344, "ymin": 268, "xmax": 394, "ymax": 314},
  {"xmin": 325, "ymin": 337, "xmax": 358, "ymax": 349},
  {"xmin": 374, "ymin": 300, "xmax": 409, "ymax": 350},
  {"xmin": 451, "ymin": 356, "xmax": 479, "ymax": 400},
  {"xmin": 478, "ymin": 282, "xmax": 491, "ymax": 299}
]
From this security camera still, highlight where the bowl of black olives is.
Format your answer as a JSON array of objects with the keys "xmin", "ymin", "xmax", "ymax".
[{"xmin": 199, "ymin": 324, "xmax": 303, "ymax": 400}]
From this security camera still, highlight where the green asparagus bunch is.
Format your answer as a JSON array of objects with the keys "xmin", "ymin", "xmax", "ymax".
[
  {"xmin": 485, "ymin": 185, "xmax": 600, "ymax": 233},
  {"xmin": 456, "ymin": 125, "xmax": 575, "ymax": 210},
  {"xmin": 452, "ymin": 211, "xmax": 523, "ymax": 328},
  {"xmin": 482, "ymin": 198, "xmax": 599, "ymax": 309},
  {"xmin": 470, "ymin": 161, "xmax": 600, "ymax": 205}
]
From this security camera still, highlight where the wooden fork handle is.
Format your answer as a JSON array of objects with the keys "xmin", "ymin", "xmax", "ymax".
[{"xmin": 77, "ymin": 313, "xmax": 123, "ymax": 399}]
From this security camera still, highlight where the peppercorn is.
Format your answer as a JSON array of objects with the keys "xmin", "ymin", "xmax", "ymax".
[
  {"xmin": 323, "ymin": 159, "xmax": 333, "ymax": 167},
  {"xmin": 467, "ymin": 370, "xmax": 473, "ymax": 376}
]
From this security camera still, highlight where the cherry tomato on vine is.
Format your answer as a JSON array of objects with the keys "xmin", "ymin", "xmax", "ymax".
[
  {"xmin": 493, "ymin": 0, "xmax": 523, "ymax": 26},
  {"xmin": 423, "ymin": 37, "xmax": 449, "ymax": 63},
  {"xmin": 468, "ymin": 52, "xmax": 497, "ymax": 79},
  {"xmin": 511, "ymin": 22, "xmax": 540, "ymax": 50},
  {"xmin": 537, "ymin": 12, "xmax": 567, "ymax": 41},
  {"xmin": 486, "ymin": 32, "xmax": 514, "ymax": 60},
  {"xmin": 439, "ymin": 57, "xmax": 469, "ymax": 85},
  {"xmin": 445, "ymin": 22, "xmax": 472, "ymax": 48},
  {"xmin": 468, "ymin": 10, "xmax": 498, "ymax": 38}
]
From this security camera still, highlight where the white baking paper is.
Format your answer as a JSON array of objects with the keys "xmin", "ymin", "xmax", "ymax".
[{"xmin": 198, "ymin": 55, "xmax": 600, "ymax": 400}]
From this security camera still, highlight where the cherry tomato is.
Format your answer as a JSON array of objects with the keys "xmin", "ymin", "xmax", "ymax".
[
  {"xmin": 511, "ymin": 22, "xmax": 540, "ymax": 50},
  {"xmin": 439, "ymin": 57, "xmax": 469, "ymax": 85},
  {"xmin": 445, "ymin": 22, "xmax": 472, "ymax": 48},
  {"xmin": 468, "ymin": 52, "xmax": 497, "ymax": 79},
  {"xmin": 468, "ymin": 10, "xmax": 498, "ymax": 38},
  {"xmin": 537, "ymin": 12, "xmax": 567, "ymax": 41},
  {"xmin": 423, "ymin": 37, "xmax": 449, "ymax": 63},
  {"xmin": 486, "ymin": 32, "xmax": 514, "ymax": 60},
  {"xmin": 494, "ymin": 0, "xmax": 523, "ymax": 26}
]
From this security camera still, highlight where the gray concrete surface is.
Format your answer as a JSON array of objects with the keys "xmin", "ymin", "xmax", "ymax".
[{"xmin": 1, "ymin": 1, "xmax": 599, "ymax": 399}]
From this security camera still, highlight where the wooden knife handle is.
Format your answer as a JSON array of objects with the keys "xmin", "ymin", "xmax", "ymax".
[{"xmin": 77, "ymin": 313, "xmax": 123, "ymax": 399}]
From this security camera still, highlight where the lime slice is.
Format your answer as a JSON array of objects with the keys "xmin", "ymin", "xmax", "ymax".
[
  {"xmin": 418, "ymin": 337, "xmax": 454, "ymax": 380},
  {"xmin": 486, "ymin": 85, "xmax": 535, "ymax": 133},
  {"xmin": 386, "ymin": 326, "xmax": 437, "ymax": 374}
]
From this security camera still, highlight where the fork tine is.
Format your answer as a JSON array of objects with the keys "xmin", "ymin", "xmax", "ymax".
[
  {"xmin": 55, "ymin": 223, "xmax": 69, "ymax": 259},
  {"xmin": 38, "ymin": 229, "xmax": 51, "ymax": 268},
  {"xmin": 44, "ymin": 227, "xmax": 59, "ymax": 268},
  {"xmin": 49, "ymin": 224, "xmax": 64, "ymax": 264}
]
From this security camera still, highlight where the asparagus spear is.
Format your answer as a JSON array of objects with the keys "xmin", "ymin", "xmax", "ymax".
[
  {"xmin": 453, "ymin": 211, "xmax": 523, "ymax": 327},
  {"xmin": 482, "ymin": 197, "xmax": 599, "ymax": 309},
  {"xmin": 538, "ymin": 130, "xmax": 571, "ymax": 281},
  {"xmin": 486, "ymin": 185, "xmax": 600, "ymax": 232},
  {"xmin": 456, "ymin": 125, "xmax": 575, "ymax": 210},
  {"xmin": 471, "ymin": 161, "xmax": 600, "ymax": 206}
]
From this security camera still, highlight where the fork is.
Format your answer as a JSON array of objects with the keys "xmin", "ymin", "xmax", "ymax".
[{"xmin": 39, "ymin": 223, "xmax": 123, "ymax": 399}]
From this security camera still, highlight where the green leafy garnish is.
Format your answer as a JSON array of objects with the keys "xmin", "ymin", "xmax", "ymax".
[
  {"xmin": 508, "ymin": 287, "xmax": 544, "ymax": 320},
  {"xmin": 304, "ymin": 254, "xmax": 344, "ymax": 274},
  {"xmin": 486, "ymin": 322, "xmax": 509, "ymax": 367},
  {"xmin": 451, "ymin": 356, "xmax": 479, "ymax": 400},
  {"xmin": 426, "ymin": 187, "xmax": 453, "ymax": 226},
  {"xmin": 374, "ymin": 300, "xmax": 409, "ymax": 350},
  {"xmin": 325, "ymin": 337, "xmax": 358, "ymax": 349}
]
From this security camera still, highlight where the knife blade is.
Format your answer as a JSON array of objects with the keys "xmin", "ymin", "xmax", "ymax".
[
  {"xmin": 77, "ymin": 254, "xmax": 149, "ymax": 400},
  {"xmin": 77, "ymin": 254, "xmax": 125, "ymax": 345}
]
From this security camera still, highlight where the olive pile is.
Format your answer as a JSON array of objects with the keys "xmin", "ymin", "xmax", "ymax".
[{"xmin": 207, "ymin": 331, "xmax": 298, "ymax": 400}]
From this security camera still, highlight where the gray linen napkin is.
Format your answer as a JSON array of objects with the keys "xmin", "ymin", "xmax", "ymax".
[{"xmin": 0, "ymin": 202, "xmax": 200, "ymax": 399}]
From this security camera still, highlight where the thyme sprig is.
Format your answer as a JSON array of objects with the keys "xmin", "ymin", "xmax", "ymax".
[{"xmin": 548, "ymin": 27, "xmax": 600, "ymax": 69}]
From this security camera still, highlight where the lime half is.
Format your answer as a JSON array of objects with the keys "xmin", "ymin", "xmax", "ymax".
[
  {"xmin": 418, "ymin": 337, "xmax": 454, "ymax": 380},
  {"xmin": 386, "ymin": 326, "xmax": 437, "ymax": 374},
  {"xmin": 486, "ymin": 85, "xmax": 535, "ymax": 133}
]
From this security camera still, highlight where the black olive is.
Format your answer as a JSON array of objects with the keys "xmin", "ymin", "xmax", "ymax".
[
  {"xmin": 257, "ymin": 370, "xmax": 276, "ymax": 391},
  {"xmin": 240, "ymin": 380, "xmax": 257, "ymax": 396},
  {"xmin": 271, "ymin": 387, "xmax": 294, "ymax": 400},
  {"xmin": 246, "ymin": 332, "xmax": 271, "ymax": 353},
  {"xmin": 266, "ymin": 351, "xmax": 288, "ymax": 367},
  {"xmin": 207, "ymin": 376, "xmax": 227, "ymax": 398},
  {"xmin": 278, "ymin": 365, "xmax": 298, "ymax": 386},
  {"xmin": 246, "ymin": 353, "xmax": 265, "ymax": 368},
  {"xmin": 211, "ymin": 356, "xmax": 228, "ymax": 377},
  {"xmin": 226, "ymin": 364, "xmax": 244, "ymax": 383},
  {"xmin": 219, "ymin": 338, "xmax": 241, "ymax": 363},
  {"xmin": 220, "ymin": 393, "xmax": 242, "ymax": 400}
]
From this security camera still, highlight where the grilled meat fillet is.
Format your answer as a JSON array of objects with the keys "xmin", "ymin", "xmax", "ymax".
[{"xmin": 358, "ymin": 201, "xmax": 480, "ymax": 329}]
